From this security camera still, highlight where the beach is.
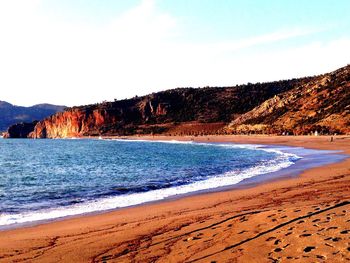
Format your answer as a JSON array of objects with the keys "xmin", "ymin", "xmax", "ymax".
[{"xmin": 0, "ymin": 135, "xmax": 349, "ymax": 262}]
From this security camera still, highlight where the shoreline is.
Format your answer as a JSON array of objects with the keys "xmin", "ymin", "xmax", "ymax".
[
  {"xmin": 0, "ymin": 138, "xmax": 346, "ymax": 230},
  {"xmin": 1, "ymin": 135, "xmax": 350, "ymax": 262}
]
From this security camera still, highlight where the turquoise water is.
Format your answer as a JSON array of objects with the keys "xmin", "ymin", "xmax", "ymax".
[{"xmin": 0, "ymin": 139, "xmax": 301, "ymax": 227}]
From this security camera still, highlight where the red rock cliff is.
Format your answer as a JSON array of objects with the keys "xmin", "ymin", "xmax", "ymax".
[{"xmin": 29, "ymin": 108, "xmax": 117, "ymax": 138}]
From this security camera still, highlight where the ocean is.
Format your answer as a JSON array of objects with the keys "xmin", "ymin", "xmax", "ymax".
[{"xmin": 0, "ymin": 138, "xmax": 343, "ymax": 228}]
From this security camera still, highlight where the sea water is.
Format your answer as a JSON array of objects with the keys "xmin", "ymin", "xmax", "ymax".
[{"xmin": 0, "ymin": 138, "xmax": 327, "ymax": 227}]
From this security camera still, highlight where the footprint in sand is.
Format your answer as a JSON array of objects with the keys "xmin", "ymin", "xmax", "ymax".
[
  {"xmin": 327, "ymin": 212, "xmax": 336, "ymax": 216},
  {"xmin": 240, "ymin": 216, "xmax": 248, "ymax": 222},
  {"xmin": 267, "ymin": 257, "xmax": 279, "ymax": 263},
  {"xmin": 326, "ymin": 226, "xmax": 338, "ymax": 231},
  {"xmin": 335, "ymin": 213, "xmax": 346, "ymax": 217},
  {"xmin": 299, "ymin": 233, "xmax": 312, "ymax": 237},
  {"xmin": 266, "ymin": 236, "xmax": 276, "ymax": 241},
  {"xmin": 101, "ymin": 255, "xmax": 112, "ymax": 261},
  {"xmin": 340, "ymin": 230, "xmax": 349, "ymax": 234},
  {"xmin": 331, "ymin": 237, "xmax": 342, "ymax": 242},
  {"xmin": 274, "ymin": 247, "xmax": 282, "ymax": 252},
  {"xmin": 316, "ymin": 255, "xmax": 326, "ymax": 260},
  {"xmin": 303, "ymin": 246, "xmax": 316, "ymax": 253},
  {"xmin": 274, "ymin": 239, "xmax": 281, "ymax": 245}
]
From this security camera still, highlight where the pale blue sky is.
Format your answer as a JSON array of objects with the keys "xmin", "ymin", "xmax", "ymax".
[{"xmin": 0, "ymin": 0, "xmax": 349, "ymax": 106}]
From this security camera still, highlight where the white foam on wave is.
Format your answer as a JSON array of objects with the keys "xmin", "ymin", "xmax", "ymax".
[
  {"xmin": 0, "ymin": 141, "xmax": 300, "ymax": 227},
  {"xmin": 111, "ymin": 138, "xmax": 196, "ymax": 144}
]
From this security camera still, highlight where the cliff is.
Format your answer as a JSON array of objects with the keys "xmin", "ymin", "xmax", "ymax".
[
  {"xmin": 4, "ymin": 65, "xmax": 350, "ymax": 138},
  {"xmin": 3, "ymin": 121, "xmax": 38, "ymax": 138},
  {"xmin": 26, "ymin": 78, "xmax": 305, "ymax": 138}
]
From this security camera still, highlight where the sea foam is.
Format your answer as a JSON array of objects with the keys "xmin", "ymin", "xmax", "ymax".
[{"xmin": 0, "ymin": 141, "xmax": 300, "ymax": 227}]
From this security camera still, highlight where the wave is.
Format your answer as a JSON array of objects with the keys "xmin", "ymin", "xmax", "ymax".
[{"xmin": 0, "ymin": 142, "xmax": 300, "ymax": 227}]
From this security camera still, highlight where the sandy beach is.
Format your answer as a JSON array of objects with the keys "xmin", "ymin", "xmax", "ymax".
[{"xmin": 0, "ymin": 135, "xmax": 349, "ymax": 262}]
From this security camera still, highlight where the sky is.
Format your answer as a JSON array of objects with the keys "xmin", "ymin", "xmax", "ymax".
[{"xmin": 0, "ymin": 0, "xmax": 349, "ymax": 107}]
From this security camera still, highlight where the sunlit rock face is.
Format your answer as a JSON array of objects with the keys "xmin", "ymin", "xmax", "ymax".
[{"xmin": 29, "ymin": 108, "xmax": 117, "ymax": 138}]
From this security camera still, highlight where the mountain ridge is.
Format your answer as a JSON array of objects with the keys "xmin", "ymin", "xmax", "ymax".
[
  {"xmin": 0, "ymin": 102, "xmax": 66, "ymax": 132},
  {"xmin": 4, "ymin": 65, "xmax": 350, "ymax": 138}
]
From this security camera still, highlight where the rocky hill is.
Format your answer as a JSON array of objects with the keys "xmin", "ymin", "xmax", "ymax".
[
  {"xmin": 26, "ymin": 78, "xmax": 307, "ymax": 138},
  {"xmin": 0, "ymin": 102, "xmax": 66, "ymax": 132},
  {"xmin": 4, "ymin": 65, "xmax": 350, "ymax": 138},
  {"xmin": 225, "ymin": 65, "xmax": 350, "ymax": 135}
]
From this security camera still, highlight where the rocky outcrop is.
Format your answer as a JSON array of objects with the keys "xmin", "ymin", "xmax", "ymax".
[
  {"xmin": 29, "ymin": 108, "xmax": 119, "ymax": 138},
  {"xmin": 3, "ymin": 121, "xmax": 38, "ymax": 138},
  {"xmin": 226, "ymin": 65, "xmax": 350, "ymax": 135}
]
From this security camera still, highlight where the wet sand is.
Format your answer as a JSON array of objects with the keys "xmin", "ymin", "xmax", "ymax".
[{"xmin": 0, "ymin": 135, "xmax": 349, "ymax": 262}]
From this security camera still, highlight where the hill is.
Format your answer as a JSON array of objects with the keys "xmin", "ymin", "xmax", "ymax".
[
  {"xmin": 0, "ymin": 102, "xmax": 66, "ymax": 132},
  {"xmin": 4, "ymin": 65, "xmax": 350, "ymax": 138},
  {"xmin": 225, "ymin": 65, "xmax": 350, "ymax": 135},
  {"xmin": 27, "ymin": 78, "xmax": 308, "ymax": 138}
]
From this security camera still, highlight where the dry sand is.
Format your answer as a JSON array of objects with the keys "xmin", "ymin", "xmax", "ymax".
[{"xmin": 0, "ymin": 135, "xmax": 349, "ymax": 262}]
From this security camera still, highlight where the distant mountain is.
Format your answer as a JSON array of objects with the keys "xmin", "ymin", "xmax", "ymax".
[
  {"xmin": 4, "ymin": 65, "xmax": 350, "ymax": 138},
  {"xmin": 0, "ymin": 102, "xmax": 66, "ymax": 132}
]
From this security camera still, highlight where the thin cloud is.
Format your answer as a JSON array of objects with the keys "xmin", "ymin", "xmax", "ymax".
[
  {"xmin": 0, "ymin": 0, "xmax": 348, "ymax": 106},
  {"xmin": 207, "ymin": 27, "xmax": 324, "ymax": 52}
]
